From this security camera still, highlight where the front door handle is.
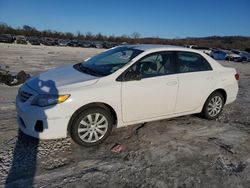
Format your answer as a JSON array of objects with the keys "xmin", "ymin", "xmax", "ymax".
[{"xmin": 166, "ymin": 81, "xmax": 177, "ymax": 86}]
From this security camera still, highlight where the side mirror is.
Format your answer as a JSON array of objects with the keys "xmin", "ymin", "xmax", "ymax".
[{"xmin": 124, "ymin": 69, "xmax": 141, "ymax": 81}]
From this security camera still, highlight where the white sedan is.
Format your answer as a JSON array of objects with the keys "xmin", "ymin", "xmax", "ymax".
[{"xmin": 16, "ymin": 45, "xmax": 239, "ymax": 146}]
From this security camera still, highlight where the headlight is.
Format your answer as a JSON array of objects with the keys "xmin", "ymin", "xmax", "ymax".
[{"xmin": 31, "ymin": 94, "xmax": 70, "ymax": 107}]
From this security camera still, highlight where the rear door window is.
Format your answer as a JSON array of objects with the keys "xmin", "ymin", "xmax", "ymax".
[{"xmin": 177, "ymin": 51, "xmax": 212, "ymax": 73}]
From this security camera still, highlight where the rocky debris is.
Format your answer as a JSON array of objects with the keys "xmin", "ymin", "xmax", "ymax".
[
  {"xmin": 125, "ymin": 123, "xmax": 147, "ymax": 141},
  {"xmin": 110, "ymin": 143, "xmax": 125, "ymax": 154},
  {"xmin": 216, "ymin": 156, "xmax": 247, "ymax": 175},
  {"xmin": 220, "ymin": 144, "xmax": 234, "ymax": 154},
  {"xmin": 37, "ymin": 138, "xmax": 72, "ymax": 158},
  {"xmin": 0, "ymin": 132, "xmax": 72, "ymax": 185},
  {"xmin": 43, "ymin": 158, "xmax": 70, "ymax": 170},
  {"xmin": 0, "ymin": 65, "xmax": 30, "ymax": 86},
  {"xmin": 208, "ymin": 137, "xmax": 235, "ymax": 154},
  {"xmin": 133, "ymin": 123, "xmax": 146, "ymax": 138}
]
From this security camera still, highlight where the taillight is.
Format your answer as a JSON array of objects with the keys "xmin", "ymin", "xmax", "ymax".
[{"xmin": 235, "ymin": 73, "xmax": 240, "ymax": 81}]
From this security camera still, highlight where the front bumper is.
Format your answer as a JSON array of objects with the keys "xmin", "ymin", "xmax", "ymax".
[
  {"xmin": 16, "ymin": 85, "xmax": 70, "ymax": 140},
  {"xmin": 16, "ymin": 111, "xmax": 69, "ymax": 139}
]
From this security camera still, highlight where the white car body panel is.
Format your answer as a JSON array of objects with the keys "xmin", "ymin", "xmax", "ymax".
[
  {"xmin": 175, "ymin": 70, "xmax": 217, "ymax": 113},
  {"xmin": 16, "ymin": 45, "xmax": 239, "ymax": 139},
  {"xmin": 122, "ymin": 74, "xmax": 178, "ymax": 122}
]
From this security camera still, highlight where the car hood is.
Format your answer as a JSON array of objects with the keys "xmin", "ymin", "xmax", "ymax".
[{"xmin": 26, "ymin": 64, "xmax": 99, "ymax": 94}]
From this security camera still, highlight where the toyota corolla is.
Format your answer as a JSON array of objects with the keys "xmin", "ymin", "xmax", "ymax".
[{"xmin": 16, "ymin": 45, "xmax": 239, "ymax": 146}]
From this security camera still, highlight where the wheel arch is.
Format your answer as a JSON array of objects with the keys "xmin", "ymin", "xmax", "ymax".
[
  {"xmin": 202, "ymin": 88, "xmax": 227, "ymax": 110},
  {"xmin": 67, "ymin": 102, "xmax": 118, "ymax": 132},
  {"xmin": 213, "ymin": 88, "xmax": 227, "ymax": 104}
]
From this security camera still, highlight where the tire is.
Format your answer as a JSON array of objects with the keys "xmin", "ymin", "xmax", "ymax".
[
  {"xmin": 69, "ymin": 107, "xmax": 113, "ymax": 146},
  {"xmin": 201, "ymin": 91, "xmax": 225, "ymax": 120}
]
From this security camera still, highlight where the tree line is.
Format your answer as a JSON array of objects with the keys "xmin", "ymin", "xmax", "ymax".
[{"xmin": 0, "ymin": 23, "xmax": 249, "ymax": 50}]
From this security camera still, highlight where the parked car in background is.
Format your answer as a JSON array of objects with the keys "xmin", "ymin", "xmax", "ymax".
[
  {"xmin": 41, "ymin": 37, "xmax": 57, "ymax": 46},
  {"xmin": 190, "ymin": 46, "xmax": 212, "ymax": 56},
  {"xmin": 15, "ymin": 35, "xmax": 27, "ymax": 44},
  {"xmin": 68, "ymin": 39, "xmax": 79, "ymax": 47},
  {"xmin": 28, "ymin": 36, "xmax": 41, "ymax": 45},
  {"xmin": 211, "ymin": 50, "xmax": 242, "ymax": 61},
  {"xmin": 0, "ymin": 34, "xmax": 14, "ymax": 43},
  {"xmin": 245, "ymin": 48, "xmax": 250, "ymax": 53},
  {"xmin": 78, "ymin": 40, "xmax": 92, "ymax": 48},
  {"xmin": 93, "ymin": 41, "xmax": 104, "ymax": 48},
  {"xmin": 240, "ymin": 51, "xmax": 250, "ymax": 62},
  {"xmin": 211, "ymin": 50, "xmax": 227, "ymax": 60},
  {"xmin": 224, "ymin": 50, "xmax": 242, "ymax": 62},
  {"xmin": 16, "ymin": 45, "xmax": 239, "ymax": 146},
  {"xmin": 231, "ymin": 50, "xmax": 250, "ymax": 62},
  {"xmin": 184, "ymin": 45, "xmax": 196, "ymax": 48},
  {"xmin": 58, "ymin": 39, "xmax": 69, "ymax": 46},
  {"xmin": 103, "ymin": 41, "xmax": 117, "ymax": 49}
]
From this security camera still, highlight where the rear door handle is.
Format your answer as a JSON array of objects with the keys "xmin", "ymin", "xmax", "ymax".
[{"xmin": 166, "ymin": 81, "xmax": 177, "ymax": 86}]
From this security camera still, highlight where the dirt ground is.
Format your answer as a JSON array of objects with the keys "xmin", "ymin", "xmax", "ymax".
[{"xmin": 0, "ymin": 43, "xmax": 250, "ymax": 188}]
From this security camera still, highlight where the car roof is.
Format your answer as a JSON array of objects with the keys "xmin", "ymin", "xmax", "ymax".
[{"xmin": 121, "ymin": 44, "xmax": 187, "ymax": 51}]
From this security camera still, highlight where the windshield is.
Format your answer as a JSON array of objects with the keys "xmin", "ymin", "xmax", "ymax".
[{"xmin": 77, "ymin": 47, "xmax": 143, "ymax": 76}]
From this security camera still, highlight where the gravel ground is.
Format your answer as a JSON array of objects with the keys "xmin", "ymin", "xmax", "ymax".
[{"xmin": 0, "ymin": 43, "xmax": 250, "ymax": 188}]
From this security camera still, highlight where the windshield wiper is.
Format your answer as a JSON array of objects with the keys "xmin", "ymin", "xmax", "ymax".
[{"xmin": 79, "ymin": 64, "xmax": 105, "ymax": 77}]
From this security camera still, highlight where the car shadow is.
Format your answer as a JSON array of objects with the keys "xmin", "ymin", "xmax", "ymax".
[{"xmin": 5, "ymin": 78, "xmax": 59, "ymax": 187}]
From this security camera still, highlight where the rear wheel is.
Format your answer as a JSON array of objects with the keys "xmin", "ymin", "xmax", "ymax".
[
  {"xmin": 201, "ymin": 92, "xmax": 225, "ymax": 120},
  {"xmin": 70, "ymin": 107, "xmax": 113, "ymax": 146}
]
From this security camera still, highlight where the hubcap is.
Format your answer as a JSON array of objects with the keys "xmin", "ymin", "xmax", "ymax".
[
  {"xmin": 77, "ymin": 113, "xmax": 108, "ymax": 143},
  {"xmin": 207, "ymin": 96, "xmax": 223, "ymax": 117}
]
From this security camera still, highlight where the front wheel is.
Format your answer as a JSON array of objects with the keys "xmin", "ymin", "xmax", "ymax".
[
  {"xmin": 70, "ymin": 107, "xmax": 113, "ymax": 146},
  {"xmin": 201, "ymin": 92, "xmax": 225, "ymax": 120}
]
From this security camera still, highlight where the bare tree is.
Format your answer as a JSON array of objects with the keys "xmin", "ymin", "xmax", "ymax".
[
  {"xmin": 96, "ymin": 33, "xmax": 104, "ymax": 41},
  {"xmin": 131, "ymin": 32, "xmax": 141, "ymax": 39},
  {"xmin": 85, "ymin": 31, "xmax": 94, "ymax": 40},
  {"xmin": 1, "ymin": 23, "xmax": 250, "ymax": 50}
]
